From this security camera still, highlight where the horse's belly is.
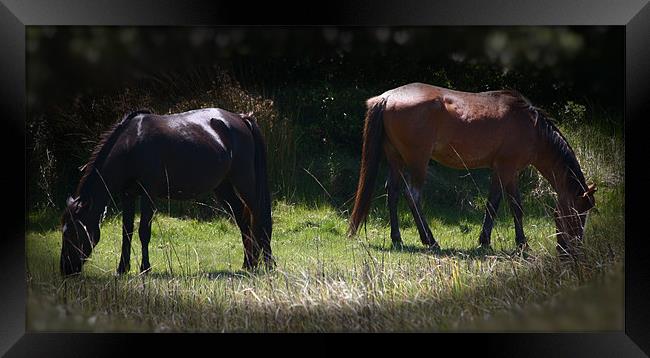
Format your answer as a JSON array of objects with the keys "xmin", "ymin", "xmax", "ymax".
[
  {"xmin": 431, "ymin": 122, "xmax": 503, "ymax": 169},
  {"xmin": 161, "ymin": 162, "xmax": 228, "ymax": 196},
  {"xmin": 431, "ymin": 143, "xmax": 493, "ymax": 169},
  {"xmin": 135, "ymin": 145, "xmax": 231, "ymax": 199}
]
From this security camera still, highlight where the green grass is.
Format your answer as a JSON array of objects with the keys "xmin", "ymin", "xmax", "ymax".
[{"xmin": 26, "ymin": 182, "xmax": 624, "ymax": 332}]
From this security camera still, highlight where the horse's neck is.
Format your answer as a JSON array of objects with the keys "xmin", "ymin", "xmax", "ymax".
[
  {"xmin": 77, "ymin": 171, "xmax": 111, "ymax": 221},
  {"xmin": 532, "ymin": 140, "xmax": 580, "ymax": 200}
]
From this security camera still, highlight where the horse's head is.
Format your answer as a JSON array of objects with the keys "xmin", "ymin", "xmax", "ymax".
[
  {"xmin": 576, "ymin": 183, "xmax": 597, "ymax": 213},
  {"xmin": 555, "ymin": 183, "xmax": 597, "ymax": 256},
  {"xmin": 60, "ymin": 196, "xmax": 99, "ymax": 276}
]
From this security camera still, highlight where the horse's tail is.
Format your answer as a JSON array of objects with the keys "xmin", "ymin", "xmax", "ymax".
[
  {"xmin": 348, "ymin": 96, "xmax": 388, "ymax": 236},
  {"xmin": 243, "ymin": 113, "xmax": 273, "ymax": 248}
]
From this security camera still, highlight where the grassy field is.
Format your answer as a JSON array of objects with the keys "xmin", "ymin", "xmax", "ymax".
[
  {"xmin": 26, "ymin": 121, "xmax": 624, "ymax": 332},
  {"xmin": 26, "ymin": 186, "xmax": 624, "ymax": 332}
]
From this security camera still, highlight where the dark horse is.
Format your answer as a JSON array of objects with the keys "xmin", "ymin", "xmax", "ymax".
[
  {"xmin": 348, "ymin": 83, "xmax": 596, "ymax": 258},
  {"xmin": 60, "ymin": 108, "xmax": 273, "ymax": 276}
]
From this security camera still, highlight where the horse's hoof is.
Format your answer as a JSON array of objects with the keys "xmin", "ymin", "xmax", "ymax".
[
  {"xmin": 558, "ymin": 252, "xmax": 575, "ymax": 263},
  {"xmin": 391, "ymin": 240, "xmax": 404, "ymax": 249},
  {"xmin": 242, "ymin": 262, "xmax": 257, "ymax": 272},
  {"xmin": 140, "ymin": 265, "xmax": 152, "ymax": 274},
  {"xmin": 116, "ymin": 266, "xmax": 129, "ymax": 275},
  {"xmin": 477, "ymin": 243, "xmax": 493, "ymax": 252},
  {"xmin": 516, "ymin": 242, "xmax": 530, "ymax": 252},
  {"xmin": 264, "ymin": 259, "xmax": 277, "ymax": 272},
  {"xmin": 478, "ymin": 238, "xmax": 491, "ymax": 248},
  {"xmin": 428, "ymin": 242, "xmax": 441, "ymax": 252}
]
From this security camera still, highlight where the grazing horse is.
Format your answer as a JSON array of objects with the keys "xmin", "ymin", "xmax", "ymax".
[
  {"xmin": 60, "ymin": 108, "xmax": 274, "ymax": 276},
  {"xmin": 348, "ymin": 83, "xmax": 596, "ymax": 258}
]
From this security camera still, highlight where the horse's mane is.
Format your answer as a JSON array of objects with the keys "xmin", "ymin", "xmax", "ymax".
[
  {"xmin": 518, "ymin": 100, "xmax": 587, "ymax": 195},
  {"xmin": 76, "ymin": 109, "xmax": 152, "ymax": 198},
  {"xmin": 498, "ymin": 90, "xmax": 587, "ymax": 194}
]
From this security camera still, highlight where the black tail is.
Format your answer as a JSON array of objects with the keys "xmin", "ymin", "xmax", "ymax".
[
  {"xmin": 348, "ymin": 96, "xmax": 387, "ymax": 236},
  {"xmin": 243, "ymin": 114, "xmax": 273, "ymax": 252}
]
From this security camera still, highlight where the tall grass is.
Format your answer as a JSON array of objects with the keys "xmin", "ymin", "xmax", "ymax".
[{"xmin": 27, "ymin": 178, "xmax": 624, "ymax": 332}]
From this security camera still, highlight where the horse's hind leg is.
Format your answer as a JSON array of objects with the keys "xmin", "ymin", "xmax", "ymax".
[
  {"xmin": 138, "ymin": 196, "xmax": 155, "ymax": 273},
  {"xmin": 479, "ymin": 174, "xmax": 504, "ymax": 248},
  {"xmin": 386, "ymin": 166, "xmax": 403, "ymax": 247},
  {"xmin": 117, "ymin": 194, "xmax": 135, "ymax": 275},
  {"xmin": 401, "ymin": 163, "xmax": 439, "ymax": 249},
  {"xmin": 384, "ymin": 142, "xmax": 404, "ymax": 247},
  {"xmin": 215, "ymin": 182, "xmax": 260, "ymax": 270}
]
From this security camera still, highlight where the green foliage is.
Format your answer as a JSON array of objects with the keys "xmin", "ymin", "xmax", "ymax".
[{"xmin": 562, "ymin": 101, "xmax": 587, "ymax": 126}]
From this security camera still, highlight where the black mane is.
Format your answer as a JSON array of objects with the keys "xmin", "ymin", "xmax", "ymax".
[
  {"xmin": 502, "ymin": 91, "xmax": 587, "ymax": 195},
  {"xmin": 76, "ymin": 109, "xmax": 152, "ymax": 198},
  {"xmin": 531, "ymin": 107, "xmax": 588, "ymax": 195}
]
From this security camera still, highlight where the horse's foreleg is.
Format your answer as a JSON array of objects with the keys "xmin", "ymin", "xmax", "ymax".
[
  {"xmin": 554, "ymin": 209, "xmax": 578, "ymax": 259},
  {"xmin": 386, "ymin": 166, "xmax": 403, "ymax": 247},
  {"xmin": 139, "ymin": 196, "xmax": 154, "ymax": 273},
  {"xmin": 479, "ymin": 174, "xmax": 503, "ymax": 248},
  {"xmin": 117, "ymin": 194, "xmax": 135, "ymax": 275},
  {"xmin": 505, "ymin": 181, "xmax": 527, "ymax": 250}
]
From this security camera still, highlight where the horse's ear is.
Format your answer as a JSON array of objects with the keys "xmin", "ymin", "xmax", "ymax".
[
  {"xmin": 66, "ymin": 196, "xmax": 77, "ymax": 207},
  {"xmin": 581, "ymin": 183, "xmax": 597, "ymax": 198}
]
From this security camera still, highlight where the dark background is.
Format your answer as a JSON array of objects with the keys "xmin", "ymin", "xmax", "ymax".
[{"xmin": 27, "ymin": 26, "xmax": 624, "ymax": 110}]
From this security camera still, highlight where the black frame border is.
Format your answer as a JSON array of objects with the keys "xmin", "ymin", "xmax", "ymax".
[{"xmin": 1, "ymin": 0, "xmax": 648, "ymax": 356}]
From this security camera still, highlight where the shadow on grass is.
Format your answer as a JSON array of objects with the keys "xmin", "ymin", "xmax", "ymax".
[
  {"xmin": 368, "ymin": 242, "xmax": 521, "ymax": 260},
  {"xmin": 30, "ymin": 246, "xmax": 623, "ymax": 332},
  {"xmin": 367, "ymin": 196, "xmax": 560, "ymax": 235},
  {"xmin": 147, "ymin": 269, "xmax": 266, "ymax": 281}
]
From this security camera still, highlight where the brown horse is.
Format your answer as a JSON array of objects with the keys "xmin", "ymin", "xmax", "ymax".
[
  {"xmin": 348, "ymin": 83, "xmax": 596, "ymax": 258},
  {"xmin": 60, "ymin": 108, "xmax": 273, "ymax": 276}
]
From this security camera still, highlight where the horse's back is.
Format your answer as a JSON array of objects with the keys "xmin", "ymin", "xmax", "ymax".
[
  {"xmin": 380, "ymin": 83, "xmax": 518, "ymax": 117},
  {"xmin": 114, "ymin": 108, "xmax": 254, "ymax": 198},
  {"xmin": 379, "ymin": 83, "xmax": 539, "ymax": 170}
]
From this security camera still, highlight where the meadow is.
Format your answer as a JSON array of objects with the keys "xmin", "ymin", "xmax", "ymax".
[{"xmin": 26, "ymin": 118, "xmax": 625, "ymax": 332}]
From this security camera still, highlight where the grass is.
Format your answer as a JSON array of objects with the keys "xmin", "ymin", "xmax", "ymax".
[{"xmin": 26, "ymin": 181, "xmax": 624, "ymax": 332}]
